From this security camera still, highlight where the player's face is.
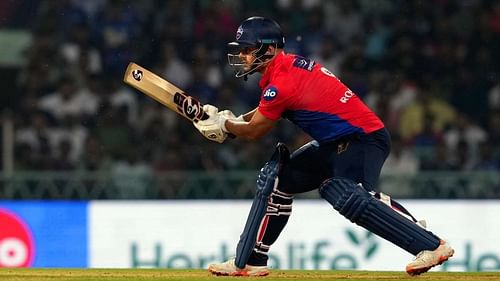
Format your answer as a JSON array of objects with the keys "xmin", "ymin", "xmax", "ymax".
[
  {"xmin": 239, "ymin": 48, "xmax": 258, "ymax": 71},
  {"xmin": 227, "ymin": 44, "xmax": 275, "ymax": 77}
]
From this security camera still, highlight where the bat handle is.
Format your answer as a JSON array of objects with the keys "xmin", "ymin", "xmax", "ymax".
[{"xmin": 201, "ymin": 112, "xmax": 210, "ymax": 120}]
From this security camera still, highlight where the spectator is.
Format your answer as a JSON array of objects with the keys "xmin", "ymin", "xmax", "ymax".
[
  {"xmin": 60, "ymin": 23, "xmax": 102, "ymax": 85},
  {"xmin": 104, "ymin": 79, "xmax": 139, "ymax": 126},
  {"xmin": 409, "ymin": 112, "xmax": 445, "ymax": 168},
  {"xmin": 489, "ymin": 81, "xmax": 500, "ymax": 111},
  {"xmin": 34, "ymin": 0, "xmax": 87, "ymax": 37},
  {"xmin": 93, "ymin": 0, "xmax": 140, "ymax": 76},
  {"xmin": 15, "ymin": 112, "xmax": 60, "ymax": 169},
  {"xmin": 38, "ymin": 76, "xmax": 98, "ymax": 123},
  {"xmin": 78, "ymin": 135, "xmax": 111, "ymax": 172},
  {"xmin": 309, "ymin": 35, "xmax": 344, "ymax": 76},
  {"xmin": 194, "ymin": 1, "xmax": 238, "ymax": 49},
  {"xmin": 111, "ymin": 150, "xmax": 153, "ymax": 198},
  {"xmin": 92, "ymin": 101, "xmax": 133, "ymax": 159},
  {"xmin": 399, "ymin": 83, "xmax": 456, "ymax": 141},
  {"xmin": 443, "ymin": 114, "xmax": 488, "ymax": 170},
  {"xmin": 58, "ymin": 115, "xmax": 89, "ymax": 165},
  {"xmin": 474, "ymin": 140, "xmax": 500, "ymax": 171},
  {"xmin": 323, "ymin": 1, "xmax": 363, "ymax": 47},
  {"xmin": 2, "ymin": 1, "xmax": 498, "ymax": 200},
  {"xmin": 49, "ymin": 139, "xmax": 76, "ymax": 171},
  {"xmin": 381, "ymin": 134, "xmax": 419, "ymax": 175},
  {"xmin": 156, "ymin": 41, "xmax": 192, "ymax": 89}
]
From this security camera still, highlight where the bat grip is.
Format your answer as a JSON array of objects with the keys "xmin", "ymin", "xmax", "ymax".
[{"xmin": 201, "ymin": 112, "xmax": 210, "ymax": 120}]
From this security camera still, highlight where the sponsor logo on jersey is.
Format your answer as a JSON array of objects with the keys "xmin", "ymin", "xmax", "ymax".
[
  {"xmin": 293, "ymin": 56, "xmax": 315, "ymax": 71},
  {"xmin": 0, "ymin": 209, "xmax": 35, "ymax": 267},
  {"xmin": 263, "ymin": 86, "xmax": 278, "ymax": 101}
]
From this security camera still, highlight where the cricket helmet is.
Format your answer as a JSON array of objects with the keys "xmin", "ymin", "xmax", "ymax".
[
  {"xmin": 229, "ymin": 16, "xmax": 285, "ymax": 52},
  {"xmin": 227, "ymin": 17, "xmax": 285, "ymax": 78}
]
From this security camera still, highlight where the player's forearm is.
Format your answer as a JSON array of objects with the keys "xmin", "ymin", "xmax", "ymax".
[
  {"xmin": 241, "ymin": 108, "xmax": 257, "ymax": 122},
  {"xmin": 224, "ymin": 108, "xmax": 275, "ymax": 140},
  {"xmin": 225, "ymin": 120, "xmax": 265, "ymax": 140}
]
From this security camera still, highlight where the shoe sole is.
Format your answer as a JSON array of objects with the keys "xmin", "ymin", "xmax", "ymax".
[
  {"xmin": 406, "ymin": 249, "xmax": 455, "ymax": 276},
  {"xmin": 208, "ymin": 268, "xmax": 269, "ymax": 277}
]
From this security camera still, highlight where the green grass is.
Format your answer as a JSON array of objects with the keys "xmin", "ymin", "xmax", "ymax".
[{"xmin": 1, "ymin": 269, "xmax": 500, "ymax": 281}]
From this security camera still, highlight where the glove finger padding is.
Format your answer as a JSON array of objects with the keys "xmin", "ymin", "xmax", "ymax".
[
  {"xmin": 218, "ymin": 109, "xmax": 237, "ymax": 120},
  {"xmin": 203, "ymin": 104, "xmax": 219, "ymax": 116}
]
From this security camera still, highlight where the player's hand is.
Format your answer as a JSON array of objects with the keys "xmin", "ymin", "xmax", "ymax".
[
  {"xmin": 203, "ymin": 104, "xmax": 219, "ymax": 116},
  {"xmin": 217, "ymin": 109, "xmax": 243, "ymax": 140},
  {"xmin": 219, "ymin": 110, "xmax": 245, "ymax": 123},
  {"xmin": 193, "ymin": 104, "xmax": 227, "ymax": 143},
  {"xmin": 218, "ymin": 109, "xmax": 241, "ymax": 121},
  {"xmin": 218, "ymin": 109, "xmax": 245, "ymax": 129}
]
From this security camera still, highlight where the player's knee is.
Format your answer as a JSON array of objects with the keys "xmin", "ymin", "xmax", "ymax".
[
  {"xmin": 256, "ymin": 143, "xmax": 290, "ymax": 197},
  {"xmin": 319, "ymin": 177, "xmax": 371, "ymax": 222}
]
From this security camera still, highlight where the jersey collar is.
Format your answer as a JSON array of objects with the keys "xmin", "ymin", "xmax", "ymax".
[{"xmin": 259, "ymin": 51, "xmax": 285, "ymax": 89}]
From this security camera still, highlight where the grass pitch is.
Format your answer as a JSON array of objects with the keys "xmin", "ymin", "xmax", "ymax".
[{"xmin": 0, "ymin": 269, "xmax": 499, "ymax": 281}]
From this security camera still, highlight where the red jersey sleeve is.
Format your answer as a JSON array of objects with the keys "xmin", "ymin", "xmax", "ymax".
[{"xmin": 257, "ymin": 83, "xmax": 294, "ymax": 121}]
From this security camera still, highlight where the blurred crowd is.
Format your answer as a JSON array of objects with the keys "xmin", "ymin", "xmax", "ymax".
[{"xmin": 3, "ymin": 0, "xmax": 500, "ymax": 177}]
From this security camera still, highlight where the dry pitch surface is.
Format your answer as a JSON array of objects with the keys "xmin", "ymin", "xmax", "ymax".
[{"xmin": 1, "ymin": 269, "xmax": 500, "ymax": 281}]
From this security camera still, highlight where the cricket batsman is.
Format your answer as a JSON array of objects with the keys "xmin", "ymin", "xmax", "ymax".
[{"xmin": 193, "ymin": 16, "xmax": 454, "ymax": 276}]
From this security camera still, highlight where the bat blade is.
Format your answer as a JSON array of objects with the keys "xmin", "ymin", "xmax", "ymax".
[{"xmin": 123, "ymin": 62, "xmax": 208, "ymax": 121}]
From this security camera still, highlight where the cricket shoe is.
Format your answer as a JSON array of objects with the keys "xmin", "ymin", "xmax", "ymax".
[
  {"xmin": 208, "ymin": 258, "xmax": 269, "ymax": 277},
  {"xmin": 406, "ymin": 240, "xmax": 454, "ymax": 276}
]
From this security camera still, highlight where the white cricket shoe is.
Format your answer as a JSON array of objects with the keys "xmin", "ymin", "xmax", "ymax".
[
  {"xmin": 208, "ymin": 258, "xmax": 269, "ymax": 277},
  {"xmin": 406, "ymin": 240, "xmax": 454, "ymax": 276}
]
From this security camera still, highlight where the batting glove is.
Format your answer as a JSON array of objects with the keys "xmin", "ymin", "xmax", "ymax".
[{"xmin": 193, "ymin": 104, "xmax": 227, "ymax": 143}]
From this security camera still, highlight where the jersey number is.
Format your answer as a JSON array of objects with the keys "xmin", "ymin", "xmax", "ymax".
[
  {"xmin": 320, "ymin": 67, "xmax": 339, "ymax": 80},
  {"xmin": 320, "ymin": 67, "xmax": 354, "ymax": 103}
]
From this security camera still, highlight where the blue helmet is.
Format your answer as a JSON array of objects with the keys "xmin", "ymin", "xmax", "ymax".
[
  {"xmin": 229, "ymin": 16, "xmax": 285, "ymax": 52},
  {"xmin": 227, "ymin": 17, "xmax": 285, "ymax": 78}
]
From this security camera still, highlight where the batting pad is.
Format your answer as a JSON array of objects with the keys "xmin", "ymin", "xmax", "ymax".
[
  {"xmin": 319, "ymin": 178, "xmax": 440, "ymax": 255},
  {"xmin": 235, "ymin": 143, "xmax": 289, "ymax": 268}
]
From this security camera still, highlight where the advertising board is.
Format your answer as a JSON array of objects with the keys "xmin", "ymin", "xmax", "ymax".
[
  {"xmin": 89, "ymin": 200, "xmax": 500, "ymax": 272},
  {"xmin": 2, "ymin": 200, "xmax": 497, "ymax": 271},
  {"xmin": 0, "ymin": 201, "xmax": 87, "ymax": 267}
]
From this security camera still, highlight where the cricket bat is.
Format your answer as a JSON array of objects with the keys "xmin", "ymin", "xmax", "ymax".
[{"xmin": 123, "ymin": 62, "xmax": 209, "ymax": 122}]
